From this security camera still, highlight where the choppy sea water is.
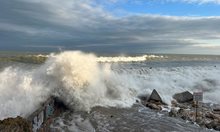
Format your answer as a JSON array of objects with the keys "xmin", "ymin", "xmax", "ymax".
[{"xmin": 0, "ymin": 51, "xmax": 220, "ymax": 131}]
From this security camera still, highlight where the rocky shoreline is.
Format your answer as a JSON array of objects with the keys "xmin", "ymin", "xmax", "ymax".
[
  {"xmin": 141, "ymin": 89, "xmax": 220, "ymax": 131},
  {"xmin": 1, "ymin": 90, "xmax": 220, "ymax": 131}
]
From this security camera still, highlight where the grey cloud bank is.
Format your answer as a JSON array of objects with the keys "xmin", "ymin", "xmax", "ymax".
[{"xmin": 0, "ymin": 0, "xmax": 220, "ymax": 54}]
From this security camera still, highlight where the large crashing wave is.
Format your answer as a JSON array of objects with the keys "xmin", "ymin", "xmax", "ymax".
[
  {"xmin": 45, "ymin": 51, "xmax": 137, "ymax": 111},
  {"xmin": 0, "ymin": 51, "xmax": 220, "ymax": 120},
  {"xmin": 0, "ymin": 51, "xmax": 138, "ymax": 120}
]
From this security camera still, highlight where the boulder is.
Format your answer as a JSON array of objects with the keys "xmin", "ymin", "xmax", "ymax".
[
  {"xmin": 173, "ymin": 91, "xmax": 193, "ymax": 103},
  {"xmin": 148, "ymin": 89, "xmax": 162, "ymax": 103},
  {"xmin": 0, "ymin": 116, "xmax": 31, "ymax": 132}
]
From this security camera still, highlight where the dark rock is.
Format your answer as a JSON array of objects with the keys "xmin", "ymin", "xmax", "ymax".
[
  {"xmin": 173, "ymin": 91, "xmax": 193, "ymax": 103},
  {"xmin": 0, "ymin": 116, "xmax": 31, "ymax": 132},
  {"xmin": 215, "ymin": 125, "xmax": 220, "ymax": 131},
  {"xmin": 148, "ymin": 89, "xmax": 162, "ymax": 103}
]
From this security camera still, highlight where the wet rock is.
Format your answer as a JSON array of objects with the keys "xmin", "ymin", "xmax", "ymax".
[
  {"xmin": 146, "ymin": 102, "xmax": 162, "ymax": 111},
  {"xmin": 205, "ymin": 112, "xmax": 218, "ymax": 120},
  {"xmin": 205, "ymin": 121, "xmax": 220, "ymax": 130},
  {"xmin": 169, "ymin": 107, "xmax": 179, "ymax": 117},
  {"xmin": 171, "ymin": 100, "xmax": 178, "ymax": 107},
  {"xmin": 215, "ymin": 125, "xmax": 220, "ymax": 131},
  {"xmin": 178, "ymin": 108, "xmax": 191, "ymax": 121},
  {"xmin": 213, "ymin": 107, "xmax": 220, "ymax": 114},
  {"xmin": 176, "ymin": 103, "xmax": 189, "ymax": 109},
  {"xmin": 196, "ymin": 117, "xmax": 205, "ymax": 126},
  {"xmin": 148, "ymin": 89, "xmax": 162, "ymax": 103},
  {"xmin": 173, "ymin": 91, "xmax": 193, "ymax": 103},
  {"xmin": 0, "ymin": 116, "xmax": 31, "ymax": 132},
  {"xmin": 169, "ymin": 97, "xmax": 220, "ymax": 131}
]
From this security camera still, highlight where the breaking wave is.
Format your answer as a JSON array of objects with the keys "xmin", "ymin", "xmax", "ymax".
[
  {"xmin": 0, "ymin": 51, "xmax": 220, "ymax": 120},
  {"xmin": 97, "ymin": 55, "xmax": 165, "ymax": 62}
]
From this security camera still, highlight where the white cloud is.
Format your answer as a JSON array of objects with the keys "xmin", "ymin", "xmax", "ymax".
[
  {"xmin": 17, "ymin": 0, "xmax": 113, "ymax": 28},
  {"xmin": 193, "ymin": 44, "xmax": 220, "ymax": 48},
  {"xmin": 168, "ymin": 0, "xmax": 220, "ymax": 4}
]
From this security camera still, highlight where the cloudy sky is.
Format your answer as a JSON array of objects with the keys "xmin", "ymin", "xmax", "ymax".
[{"xmin": 1, "ymin": 0, "xmax": 220, "ymax": 54}]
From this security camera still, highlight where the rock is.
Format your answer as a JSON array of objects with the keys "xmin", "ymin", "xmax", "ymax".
[
  {"xmin": 205, "ymin": 121, "xmax": 220, "ymax": 130},
  {"xmin": 173, "ymin": 91, "xmax": 193, "ymax": 103},
  {"xmin": 210, "ymin": 113, "xmax": 220, "ymax": 121},
  {"xmin": 205, "ymin": 112, "xmax": 218, "ymax": 120},
  {"xmin": 177, "ymin": 103, "xmax": 189, "ymax": 109},
  {"xmin": 169, "ymin": 107, "xmax": 179, "ymax": 117},
  {"xmin": 213, "ymin": 106, "xmax": 220, "ymax": 114},
  {"xmin": 146, "ymin": 102, "xmax": 162, "ymax": 111},
  {"xmin": 178, "ymin": 108, "xmax": 191, "ymax": 120},
  {"xmin": 215, "ymin": 125, "xmax": 220, "ymax": 131},
  {"xmin": 0, "ymin": 116, "xmax": 31, "ymax": 132},
  {"xmin": 148, "ymin": 89, "xmax": 162, "ymax": 103},
  {"xmin": 171, "ymin": 100, "xmax": 178, "ymax": 107}
]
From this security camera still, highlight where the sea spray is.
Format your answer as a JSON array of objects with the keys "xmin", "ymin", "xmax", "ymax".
[
  {"xmin": 0, "ymin": 51, "xmax": 138, "ymax": 119},
  {"xmin": 0, "ymin": 66, "xmax": 51, "ymax": 120},
  {"xmin": 45, "ymin": 51, "xmax": 137, "ymax": 111}
]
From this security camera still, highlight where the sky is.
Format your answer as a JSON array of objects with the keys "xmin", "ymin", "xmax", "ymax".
[{"xmin": 1, "ymin": 0, "xmax": 220, "ymax": 54}]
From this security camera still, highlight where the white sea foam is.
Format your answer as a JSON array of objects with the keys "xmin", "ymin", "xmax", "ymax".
[
  {"xmin": 0, "ymin": 51, "xmax": 220, "ymax": 120},
  {"xmin": 97, "ymin": 55, "xmax": 164, "ymax": 62}
]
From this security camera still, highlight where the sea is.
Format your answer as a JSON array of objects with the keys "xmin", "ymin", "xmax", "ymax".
[{"xmin": 1, "ymin": 51, "xmax": 220, "ymax": 132}]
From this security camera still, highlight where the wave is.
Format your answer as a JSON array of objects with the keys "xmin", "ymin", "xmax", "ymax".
[
  {"xmin": 0, "ymin": 51, "xmax": 220, "ymax": 120},
  {"xmin": 97, "ymin": 55, "xmax": 165, "ymax": 62},
  {"xmin": 28, "ymin": 54, "xmax": 165, "ymax": 63},
  {"xmin": 0, "ymin": 51, "xmax": 138, "ymax": 119}
]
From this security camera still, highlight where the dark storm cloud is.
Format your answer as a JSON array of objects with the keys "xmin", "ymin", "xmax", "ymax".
[{"xmin": 1, "ymin": 0, "xmax": 220, "ymax": 53}]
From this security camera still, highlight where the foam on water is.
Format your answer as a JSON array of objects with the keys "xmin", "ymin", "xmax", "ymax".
[
  {"xmin": 0, "ymin": 51, "xmax": 220, "ymax": 120},
  {"xmin": 97, "ymin": 55, "xmax": 164, "ymax": 62}
]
